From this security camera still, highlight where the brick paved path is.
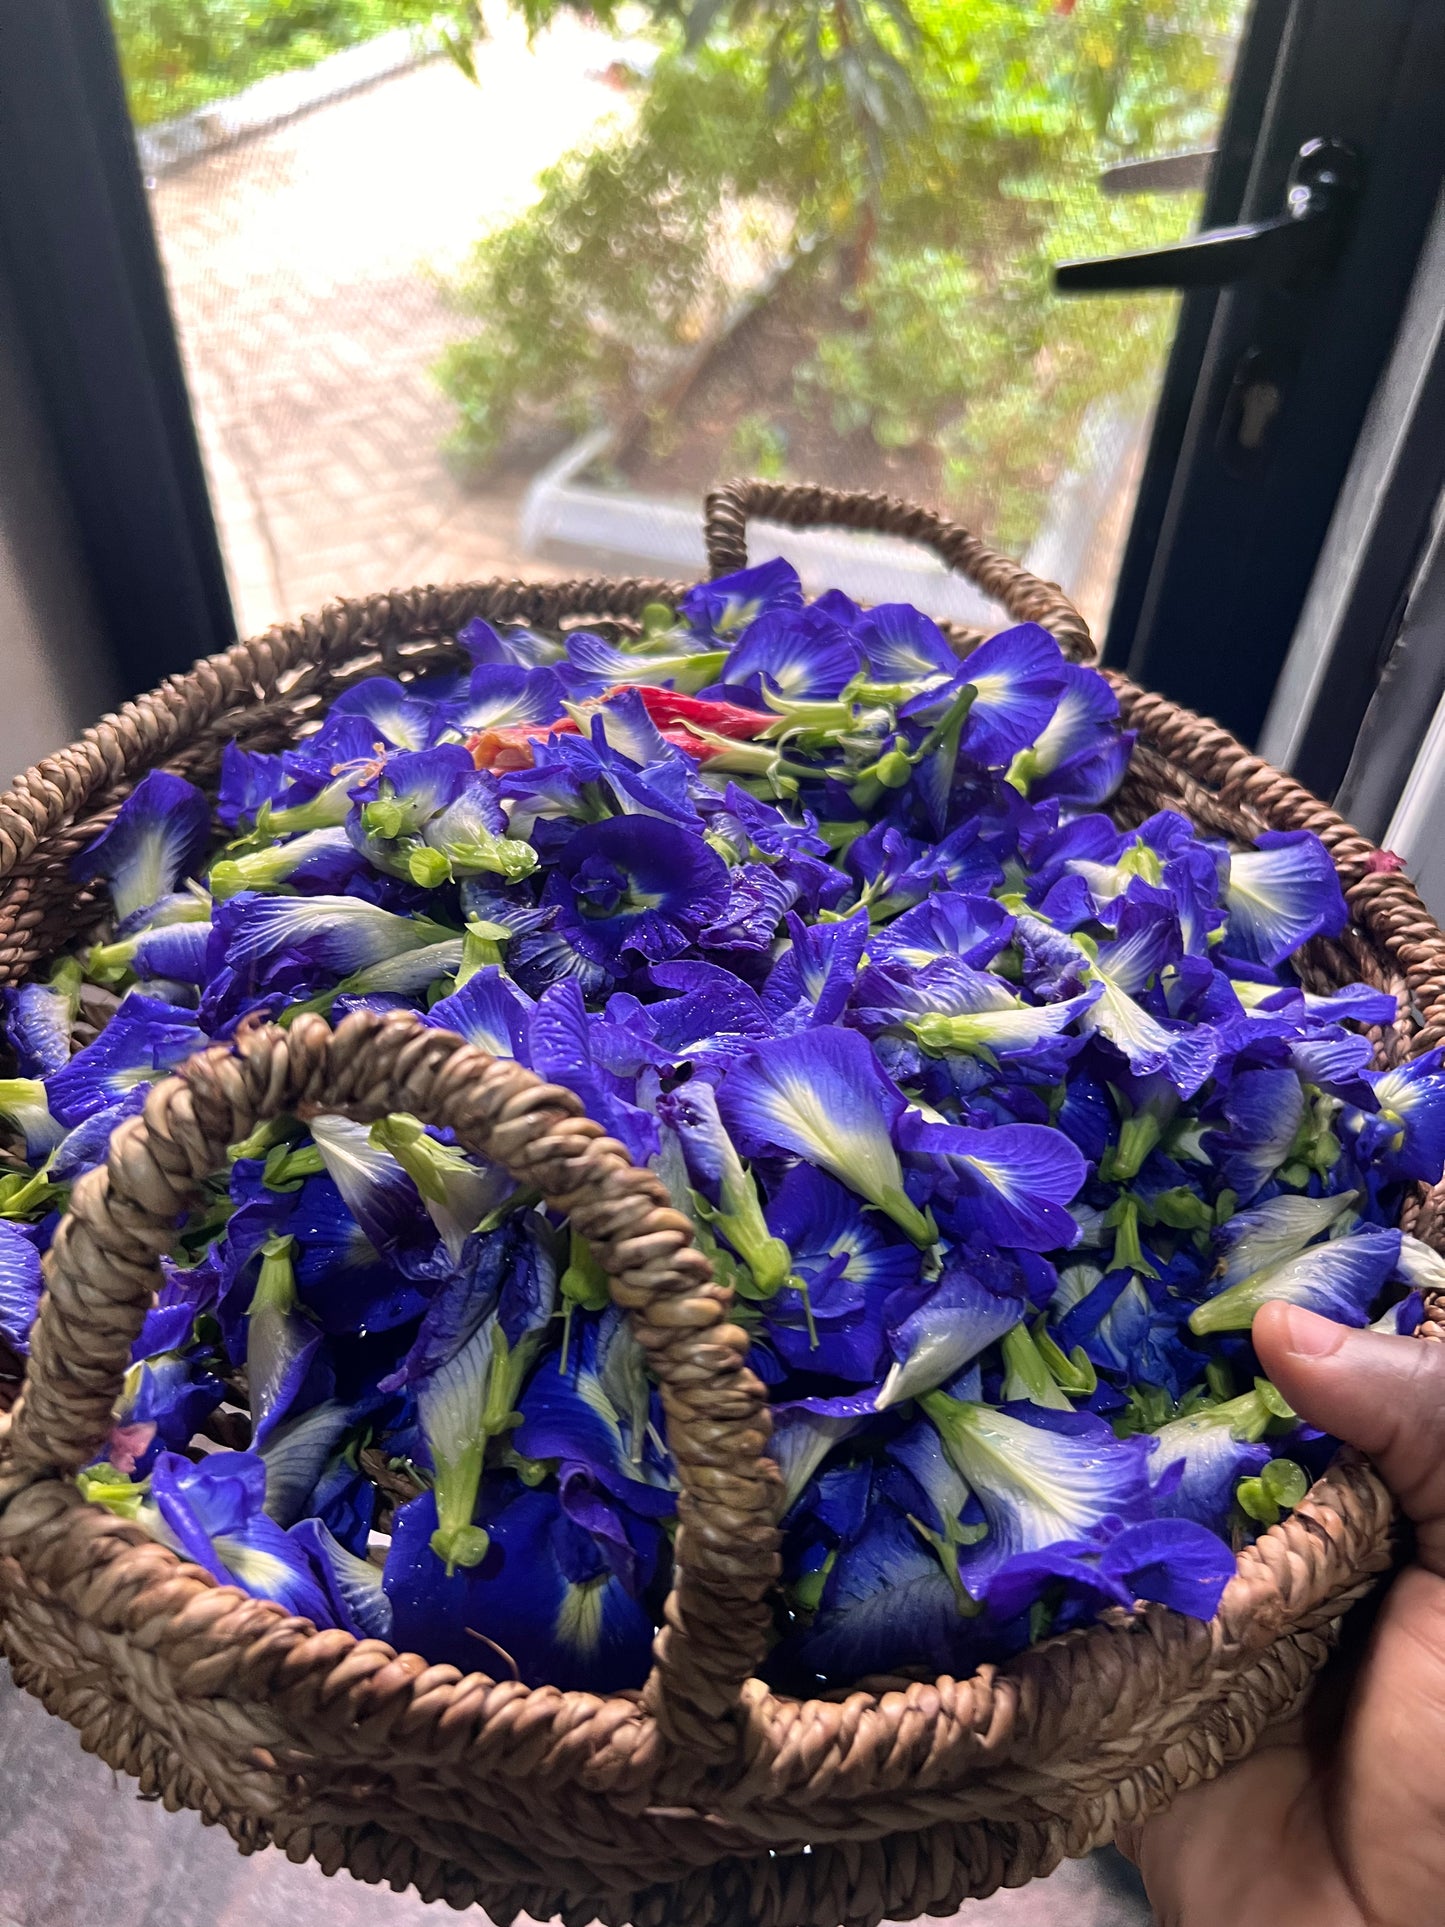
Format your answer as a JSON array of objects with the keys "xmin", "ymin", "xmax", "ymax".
[{"xmin": 147, "ymin": 15, "xmax": 628, "ymax": 634}]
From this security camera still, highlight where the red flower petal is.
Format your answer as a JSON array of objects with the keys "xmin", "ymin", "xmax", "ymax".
[
  {"xmin": 620, "ymin": 684, "xmax": 771, "ymax": 740},
  {"xmin": 1365, "ymin": 847, "xmax": 1407, "ymax": 874}
]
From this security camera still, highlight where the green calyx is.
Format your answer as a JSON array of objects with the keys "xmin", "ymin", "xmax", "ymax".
[
  {"xmin": 1032, "ymin": 1320, "xmax": 1097, "ymax": 1397},
  {"xmin": 250, "ymin": 1233, "xmax": 298, "ymax": 1315},
  {"xmin": 1103, "ymin": 1195, "xmax": 1158, "ymax": 1279},
  {"xmin": 430, "ymin": 1523, "xmax": 491, "ymax": 1570},
  {"xmin": 456, "ymin": 917, "xmax": 512, "ymax": 987},
  {"xmin": 228, "ymin": 1115, "xmax": 304, "ymax": 1165},
  {"xmin": 690, "ymin": 1173, "xmax": 793, "ymax": 1300},
  {"xmin": 407, "ymin": 845, "xmax": 454, "ymax": 889},
  {"xmin": 429, "ymin": 1322, "xmax": 528, "ymax": 1576},
  {"xmin": 77, "ymin": 1466, "xmax": 148, "ymax": 1519},
  {"xmin": 261, "ymin": 1141, "xmax": 326, "ymax": 1191},
  {"xmin": 560, "ymin": 1224, "xmax": 611, "ymax": 1313},
  {"xmin": 1236, "ymin": 1456, "xmax": 1310, "ymax": 1526},
  {"xmin": 1277, "ymin": 1087, "xmax": 1342, "ymax": 1187},
  {"xmin": 788, "ymin": 1549, "xmax": 837, "ymax": 1616},
  {"xmin": 1000, "ymin": 1323, "xmax": 1073, "ymax": 1411},
  {"xmin": 371, "ymin": 1113, "xmax": 475, "ymax": 1209},
  {"xmin": 0, "ymin": 1167, "xmax": 68, "ymax": 1221},
  {"xmin": 412, "ymin": 827, "xmax": 537, "ymax": 888},
  {"xmin": 1099, "ymin": 1109, "xmax": 1162, "ymax": 1184}
]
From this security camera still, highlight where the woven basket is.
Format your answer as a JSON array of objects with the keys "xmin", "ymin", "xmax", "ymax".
[{"xmin": 0, "ymin": 480, "xmax": 1441, "ymax": 1927}]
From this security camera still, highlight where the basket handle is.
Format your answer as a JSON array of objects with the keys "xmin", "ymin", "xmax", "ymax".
[
  {"xmin": 703, "ymin": 477, "xmax": 1096, "ymax": 664},
  {"xmin": 0, "ymin": 1011, "xmax": 781, "ymax": 1761}
]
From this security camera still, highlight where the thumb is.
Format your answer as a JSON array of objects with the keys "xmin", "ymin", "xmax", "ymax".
[{"xmin": 1253, "ymin": 1300, "xmax": 1445, "ymax": 1572}]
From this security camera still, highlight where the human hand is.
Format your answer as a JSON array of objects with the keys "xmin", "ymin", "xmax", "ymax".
[{"xmin": 1130, "ymin": 1299, "xmax": 1445, "ymax": 1927}]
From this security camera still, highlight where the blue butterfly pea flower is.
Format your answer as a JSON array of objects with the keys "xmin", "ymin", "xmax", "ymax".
[
  {"xmin": 1053, "ymin": 1266, "xmax": 1204, "ymax": 1401},
  {"xmin": 920, "ymin": 1396, "xmax": 1154, "ymax": 1559},
  {"xmin": 425, "ymin": 965, "xmax": 534, "ymax": 1058},
  {"xmin": 0, "ymin": 1220, "xmax": 43, "ymax": 1355},
  {"xmin": 0, "ymin": 1076, "xmax": 66, "ymax": 1161},
  {"xmin": 719, "ymin": 1027, "xmax": 934, "ymax": 1246},
  {"xmin": 982, "ymin": 1518, "xmax": 1235, "ymax": 1628},
  {"xmin": 1148, "ymin": 1387, "xmax": 1277, "ymax": 1532},
  {"xmin": 382, "ymin": 1475, "xmax": 657, "ymax": 1691},
  {"xmin": 114, "ymin": 1348, "xmax": 224, "ymax": 1473},
  {"xmin": 761, "ymin": 909, "xmax": 870, "ymax": 1031},
  {"xmin": 378, "ymin": 1219, "xmax": 555, "ymax": 1572},
  {"xmin": 1223, "ymin": 830, "xmax": 1349, "ymax": 966},
  {"xmin": 545, "ymin": 815, "xmax": 728, "ymax": 968},
  {"xmin": 658, "ymin": 1077, "xmax": 788, "ymax": 1294},
  {"xmin": 1209, "ymin": 1066, "xmax": 1308, "ymax": 1202},
  {"xmin": 457, "ymin": 882, "xmax": 612, "ymax": 1001},
  {"xmin": 212, "ymin": 892, "xmax": 459, "ymax": 991},
  {"xmin": 1302, "ymin": 984, "xmax": 1400, "ymax": 1027},
  {"xmin": 869, "ymin": 893, "xmax": 1015, "ymax": 975},
  {"xmin": 346, "ymin": 745, "xmax": 477, "ymax": 865},
  {"xmin": 1080, "ymin": 898, "xmax": 1217, "ymax": 1096},
  {"xmin": 695, "ymin": 862, "xmax": 797, "ymax": 955},
  {"xmin": 328, "ymin": 676, "xmax": 451, "ymax": 752},
  {"xmin": 681, "ymin": 556, "xmax": 803, "ymax": 641},
  {"xmin": 257, "ymin": 1400, "xmax": 354, "ymax": 1528},
  {"xmin": 856, "ymin": 602, "xmax": 958, "ymax": 683},
  {"xmin": 1009, "ymin": 663, "xmax": 1133, "ymax": 806},
  {"xmin": 905, "ymin": 623, "xmax": 1066, "ymax": 769},
  {"xmin": 1191, "ymin": 1220, "xmax": 1401, "ymax": 1334},
  {"xmin": 208, "ymin": 826, "xmax": 367, "ymax": 902},
  {"xmin": 771, "ymin": 1400, "xmax": 880, "ymax": 1519},
  {"xmin": 721, "ymin": 604, "xmax": 866, "ymax": 702},
  {"xmin": 284, "ymin": 1169, "xmax": 433, "ymax": 1333},
  {"xmin": 71, "ymin": 771, "xmax": 210, "ymax": 925},
  {"xmin": 446, "ymin": 663, "xmax": 567, "ymax": 734},
  {"xmin": 244, "ymin": 1233, "xmax": 332, "ymax": 1445},
  {"xmin": 289, "ymin": 1515, "xmax": 393, "ymax": 1640},
  {"xmin": 874, "ymin": 1259, "xmax": 1029, "ymax": 1409},
  {"xmin": 629, "ymin": 960, "xmax": 773, "ymax": 1064},
  {"xmin": 856, "ymin": 958, "xmax": 1097, "ymax": 1081},
  {"xmin": 147, "ymin": 1449, "xmax": 337, "ymax": 1626},
  {"xmin": 514, "ymin": 1312, "xmax": 675, "ymax": 1597},
  {"xmin": 3, "ymin": 966, "xmax": 81, "ymax": 1078},
  {"xmin": 1349, "ymin": 1049, "xmax": 1445, "ymax": 1183},
  {"xmin": 458, "ymin": 616, "xmax": 566, "ymax": 671},
  {"xmin": 527, "ymin": 980, "xmax": 659, "ymax": 1167},
  {"xmin": 563, "ymin": 629, "xmax": 724, "ymax": 695},
  {"xmin": 43, "ymin": 993, "xmax": 208, "ymax": 1128},
  {"xmin": 772, "ymin": 1498, "xmax": 973, "ymax": 1689},
  {"xmin": 897, "ymin": 1114, "xmax": 1086, "ymax": 1253},
  {"xmin": 218, "ymin": 742, "xmax": 291, "ymax": 828},
  {"xmin": 307, "ymin": 1114, "xmax": 432, "ymax": 1257}
]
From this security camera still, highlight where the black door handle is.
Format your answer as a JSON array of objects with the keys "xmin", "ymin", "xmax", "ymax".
[{"xmin": 1054, "ymin": 138, "xmax": 1361, "ymax": 295}]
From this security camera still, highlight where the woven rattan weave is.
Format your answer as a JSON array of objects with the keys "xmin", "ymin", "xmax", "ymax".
[{"xmin": 0, "ymin": 481, "xmax": 1439, "ymax": 1927}]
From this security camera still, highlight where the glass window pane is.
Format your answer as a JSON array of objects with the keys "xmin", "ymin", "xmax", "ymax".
[{"xmin": 115, "ymin": 1, "xmax": 1252, "ymax": 637}]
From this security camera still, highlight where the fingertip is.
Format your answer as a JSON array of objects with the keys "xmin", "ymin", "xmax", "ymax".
[{"xmin": 1253, "ymin": 1301, "xmax": 1349, "ymax": 1367}]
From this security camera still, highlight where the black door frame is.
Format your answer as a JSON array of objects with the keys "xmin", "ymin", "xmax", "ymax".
[
  {"xmin": 0, "ymin": 0, "xmax": 235, "ymax": 696},
  {"xmin": 1100, "ymin": 0, "xmax": 1445, "ymax": 755}
]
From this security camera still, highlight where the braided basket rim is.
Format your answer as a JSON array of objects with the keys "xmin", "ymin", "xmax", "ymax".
[{"xmin": 0, "ymin": 480, "xmax": 1440, "ymax": 1927}]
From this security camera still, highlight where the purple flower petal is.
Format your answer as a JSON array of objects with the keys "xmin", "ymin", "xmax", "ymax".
[
  {"xmin": 1100, "ymin": 1517, "xmax": 1236, "ymax": 1621},
  {"xmin": 72, "ymin": 772, "xmax": 211, "ymax": 923},
  {"xmin": 721, "ymin": 606, "xmax": 865, "ymax": 701},
  {"xmin": 1225, "ymin": 830, "xmax": 1348, "ymax": 966}
]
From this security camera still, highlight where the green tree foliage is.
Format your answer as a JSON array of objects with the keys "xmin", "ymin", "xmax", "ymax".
[
  {"xmin": 440, "ymin": 0, "xmax": 1245, "ymax": 546},
  {"xmin": 109, "ymin": 0, "xmax": 448, "ymax": 125}
]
